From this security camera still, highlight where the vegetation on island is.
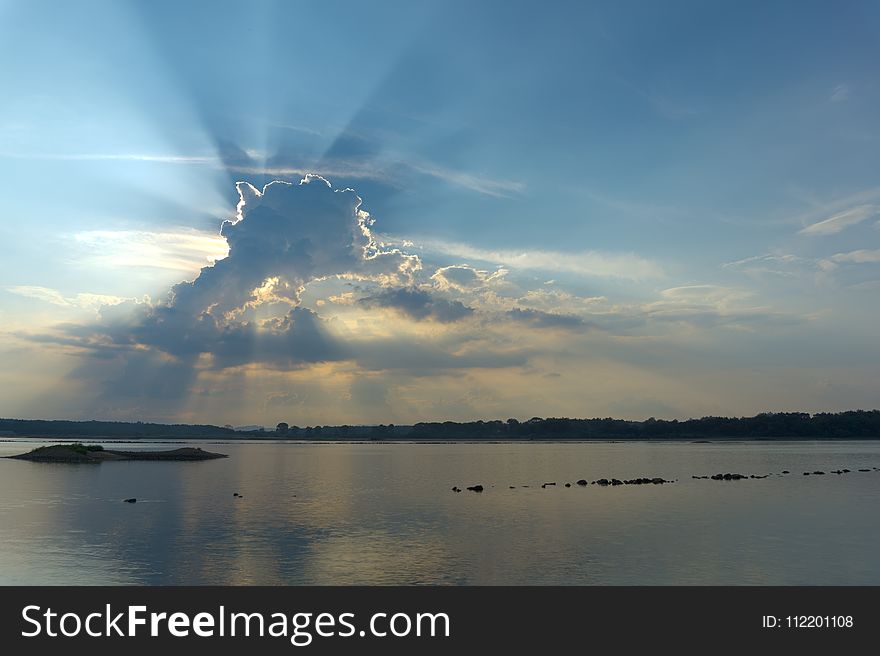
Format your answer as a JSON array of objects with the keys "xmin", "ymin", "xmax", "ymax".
[{"xmin": 7, "ymin": 444, "xmax": 227, "ymax": 463}]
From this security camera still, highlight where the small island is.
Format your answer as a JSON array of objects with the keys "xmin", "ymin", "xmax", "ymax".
[{"xmin": 7, "ymin": 443, "xmax": 227, "ymax": 463}]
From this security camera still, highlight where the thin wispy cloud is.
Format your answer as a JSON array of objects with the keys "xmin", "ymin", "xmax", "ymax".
[
  {"xmin": 799, "ymin": 204, "xmax": 878, "ymax": 236},
  {"xmin": 0, "ymin": 152, "xmax": 217, "ymax": 164},
  {"xmin": 830, "ymin": 84, "xmax": 850, "ymax": 102},
  {"xmin": 404, "ymin": 161, "xmax": 525, "ymax": 198},
  {"xmin": 0, "ymin": 150, "xmax": 524, "ymax": 198},
  {"xmin": 386, "ymin": 236, "xmax": 663, "ymax": 281},
  {"xmin": 823, "ymin": 249, "xmax": 880, "ymax": 266},
  {"xmin": 722, "ymin": 254, "xmax": 812, "ymax": 277},
  {"xmin": 6, "ymin": 285, "xmax": 130, "ymax": 310}
]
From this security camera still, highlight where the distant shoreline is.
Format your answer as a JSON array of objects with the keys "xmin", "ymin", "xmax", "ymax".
[
  {"xmin": 2, "ymin": 410, "xmax": 879, "ymax": 441},
  {"xmin": 3, "ymin": 436, "xmax": 880, "ymax": 445}
]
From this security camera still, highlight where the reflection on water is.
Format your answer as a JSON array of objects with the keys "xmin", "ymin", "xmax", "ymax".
[{"xmin": 0, "ymin": 440, "xmax": 878, "ymax": 585}]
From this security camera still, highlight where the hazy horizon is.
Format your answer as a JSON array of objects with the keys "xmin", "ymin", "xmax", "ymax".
[
  {"xmin": 3, "ymin": 409, "xmax": 880, "ymax": 429},
  {"xmin": 1, "ymin": 0, "xmax": 879, "ymax": 426}
]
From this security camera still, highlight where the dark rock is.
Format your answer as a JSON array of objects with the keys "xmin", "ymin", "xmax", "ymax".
[
  {"xmin": 813, "ymin": 471, "xmax": 825, "ymax": 475},
  {"xmin": 466, "ymin": 485, "xmax": 484, "ymax": 492},
  {"xmin": 803, "ymin": 472, "xmax": 810, "ymax": 475},
  {"xmin": 611, "ymin": 479, "xmax": 623, "ymax": 486},
  {"xmin": 123, "ymin": 498, "xmax": 137, "ymax": 503},
  {"xmin": 781, "ymin": 470, "xmax": 790, "ymax": 474},
  {"xmin": 859, "ymin": 469, "xmax": 871, "ymax": 472},
  {"xmin": 576, "ymin": 479, "xmax": 588, "ymax": 486},
  {"xmin": 509, "ymin": 486, "xmax": 515, "ymax": 489},
  {"xmin": 564, "ymin": 483, "xmax": 571, "ymax": 487},
  {"xmin": 842, "ymin": 469, "xmax": 851, "ymax": 473},
  {"xmin": 451, "ymin": 486, "xmax": 461, "ymax": 492},
  {"xmin": 595, "ymin": 478, "xmax": 610, "ymax": 486},
  {"xmin": 711, "ymin": 473, "xmax": 747, "ymax": 480},
  {"xmin": 623, "ymin": 477, "xmax": 664, "ymax": 485}
]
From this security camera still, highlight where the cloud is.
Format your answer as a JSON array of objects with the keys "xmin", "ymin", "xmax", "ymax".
[
  {"xmin": 722, "ymin": 254, "xmax": 811, "ymax": 277},
  {"xmin": 389, "ymin": 237, "xmax": 663, "ymax": 281},
  {"xmin": 17, "ymin": 174, "xmax": 811, "ymax": 423},
  {"xmin": 725, "ymin": 250, "xmax": 880, "ymax": 279},
  {"xmin": 403, "ymin": 161, "xmax": 525, "ymax": 198},
  {"xmin": 830, "ymin": 84, "xmax": 850, "ymax": 103},
  {"xmin": 73, "ymin": 229, "xmax": 229, "ymax": 272},
  {"xmin": 168, "ymin": 176, "xmax": 419, "ymax": 320},
  {"xmin": 505, "ymin": 307, "xmax": 589, "ymax": 330},
  {"xmin": 818, "ymin": 249, "xmax": 880, "ymax": 271},
  {"xmin": 431, "ymin": 264, "xmax": 507, "ymax": 292},
  {"xmin": 630, "ymin": 285, "xmax": 799, "ymax": 330},
  {"xmin": 658, "ymin": 285, "xmax": 751, "ymax": 305},
  {"xmin": 6, "ymin": 285, "xmax": 131, "ymax": 310},
  {"xmin": 359, "ymin": 287, "xmax": 474, "ymax": 323},
  {"xmin": 0, "ymin": 152, "xmax": 217, "ymax": 164},
  {"xmin": 826, "ymin": 249, "xmax": 880, "ymax": 265},
  {"xmin": 2, "ymin": 144, "xmax": 526, "ymax": 199},
  {"xmin": 799, "ymin": 204, "xmax": 878, "ymax": 236},
  {"xmin": 47, "ymin": 176, "xmax": 420, "ymax": 368}
]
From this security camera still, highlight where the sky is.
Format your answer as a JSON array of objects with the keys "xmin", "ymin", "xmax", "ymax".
[{"xmin": 1, "ymin": 0, "xmax": 879, "ymax": 426}]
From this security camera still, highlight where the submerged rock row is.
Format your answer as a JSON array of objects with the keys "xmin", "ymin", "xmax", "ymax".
[{"xmin": 451, "ymin": 465, "xmax": 878, "ymax": 493}]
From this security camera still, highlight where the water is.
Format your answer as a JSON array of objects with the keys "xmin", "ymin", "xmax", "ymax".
[{"xmin": 1, "ymin": 439, "xmax": 878, "ymax": 585}]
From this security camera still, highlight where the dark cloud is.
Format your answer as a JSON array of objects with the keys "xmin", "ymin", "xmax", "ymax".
[
  {"xmin": 505, "ymin": 307, "xmax": 589, "ymax": 329},
  {"xmin": 359, "ymin": 287, "xmax": 474, "ymax": 323}
]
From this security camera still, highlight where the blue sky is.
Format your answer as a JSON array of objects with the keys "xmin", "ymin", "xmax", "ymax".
[{"xmin": 1, "ymin": 0, "xmax": 879, "ymax": 425}]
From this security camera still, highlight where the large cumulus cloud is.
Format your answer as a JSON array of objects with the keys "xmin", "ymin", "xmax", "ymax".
[
  {"xmin": 71, "ymin": 175, "xmax": 424, "ymax": 368},
  {"xmin": 172, "ymin": 175, "xmax": 419, "ymax": 320}
]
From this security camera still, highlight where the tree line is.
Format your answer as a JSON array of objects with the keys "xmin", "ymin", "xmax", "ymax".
[{"xmin": 3, "ymin": 410, "xmax": 879, "ymax": 440}]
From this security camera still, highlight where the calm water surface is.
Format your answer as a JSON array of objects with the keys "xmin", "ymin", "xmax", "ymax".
[{"xmin": 1, "ymin": 440, "xmax": 878, "ymax": 585}]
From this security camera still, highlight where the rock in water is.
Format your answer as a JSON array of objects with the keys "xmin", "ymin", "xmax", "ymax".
[{"xmin": 123, "ymin": 498, "xmax": 137, "ymax": 503}]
